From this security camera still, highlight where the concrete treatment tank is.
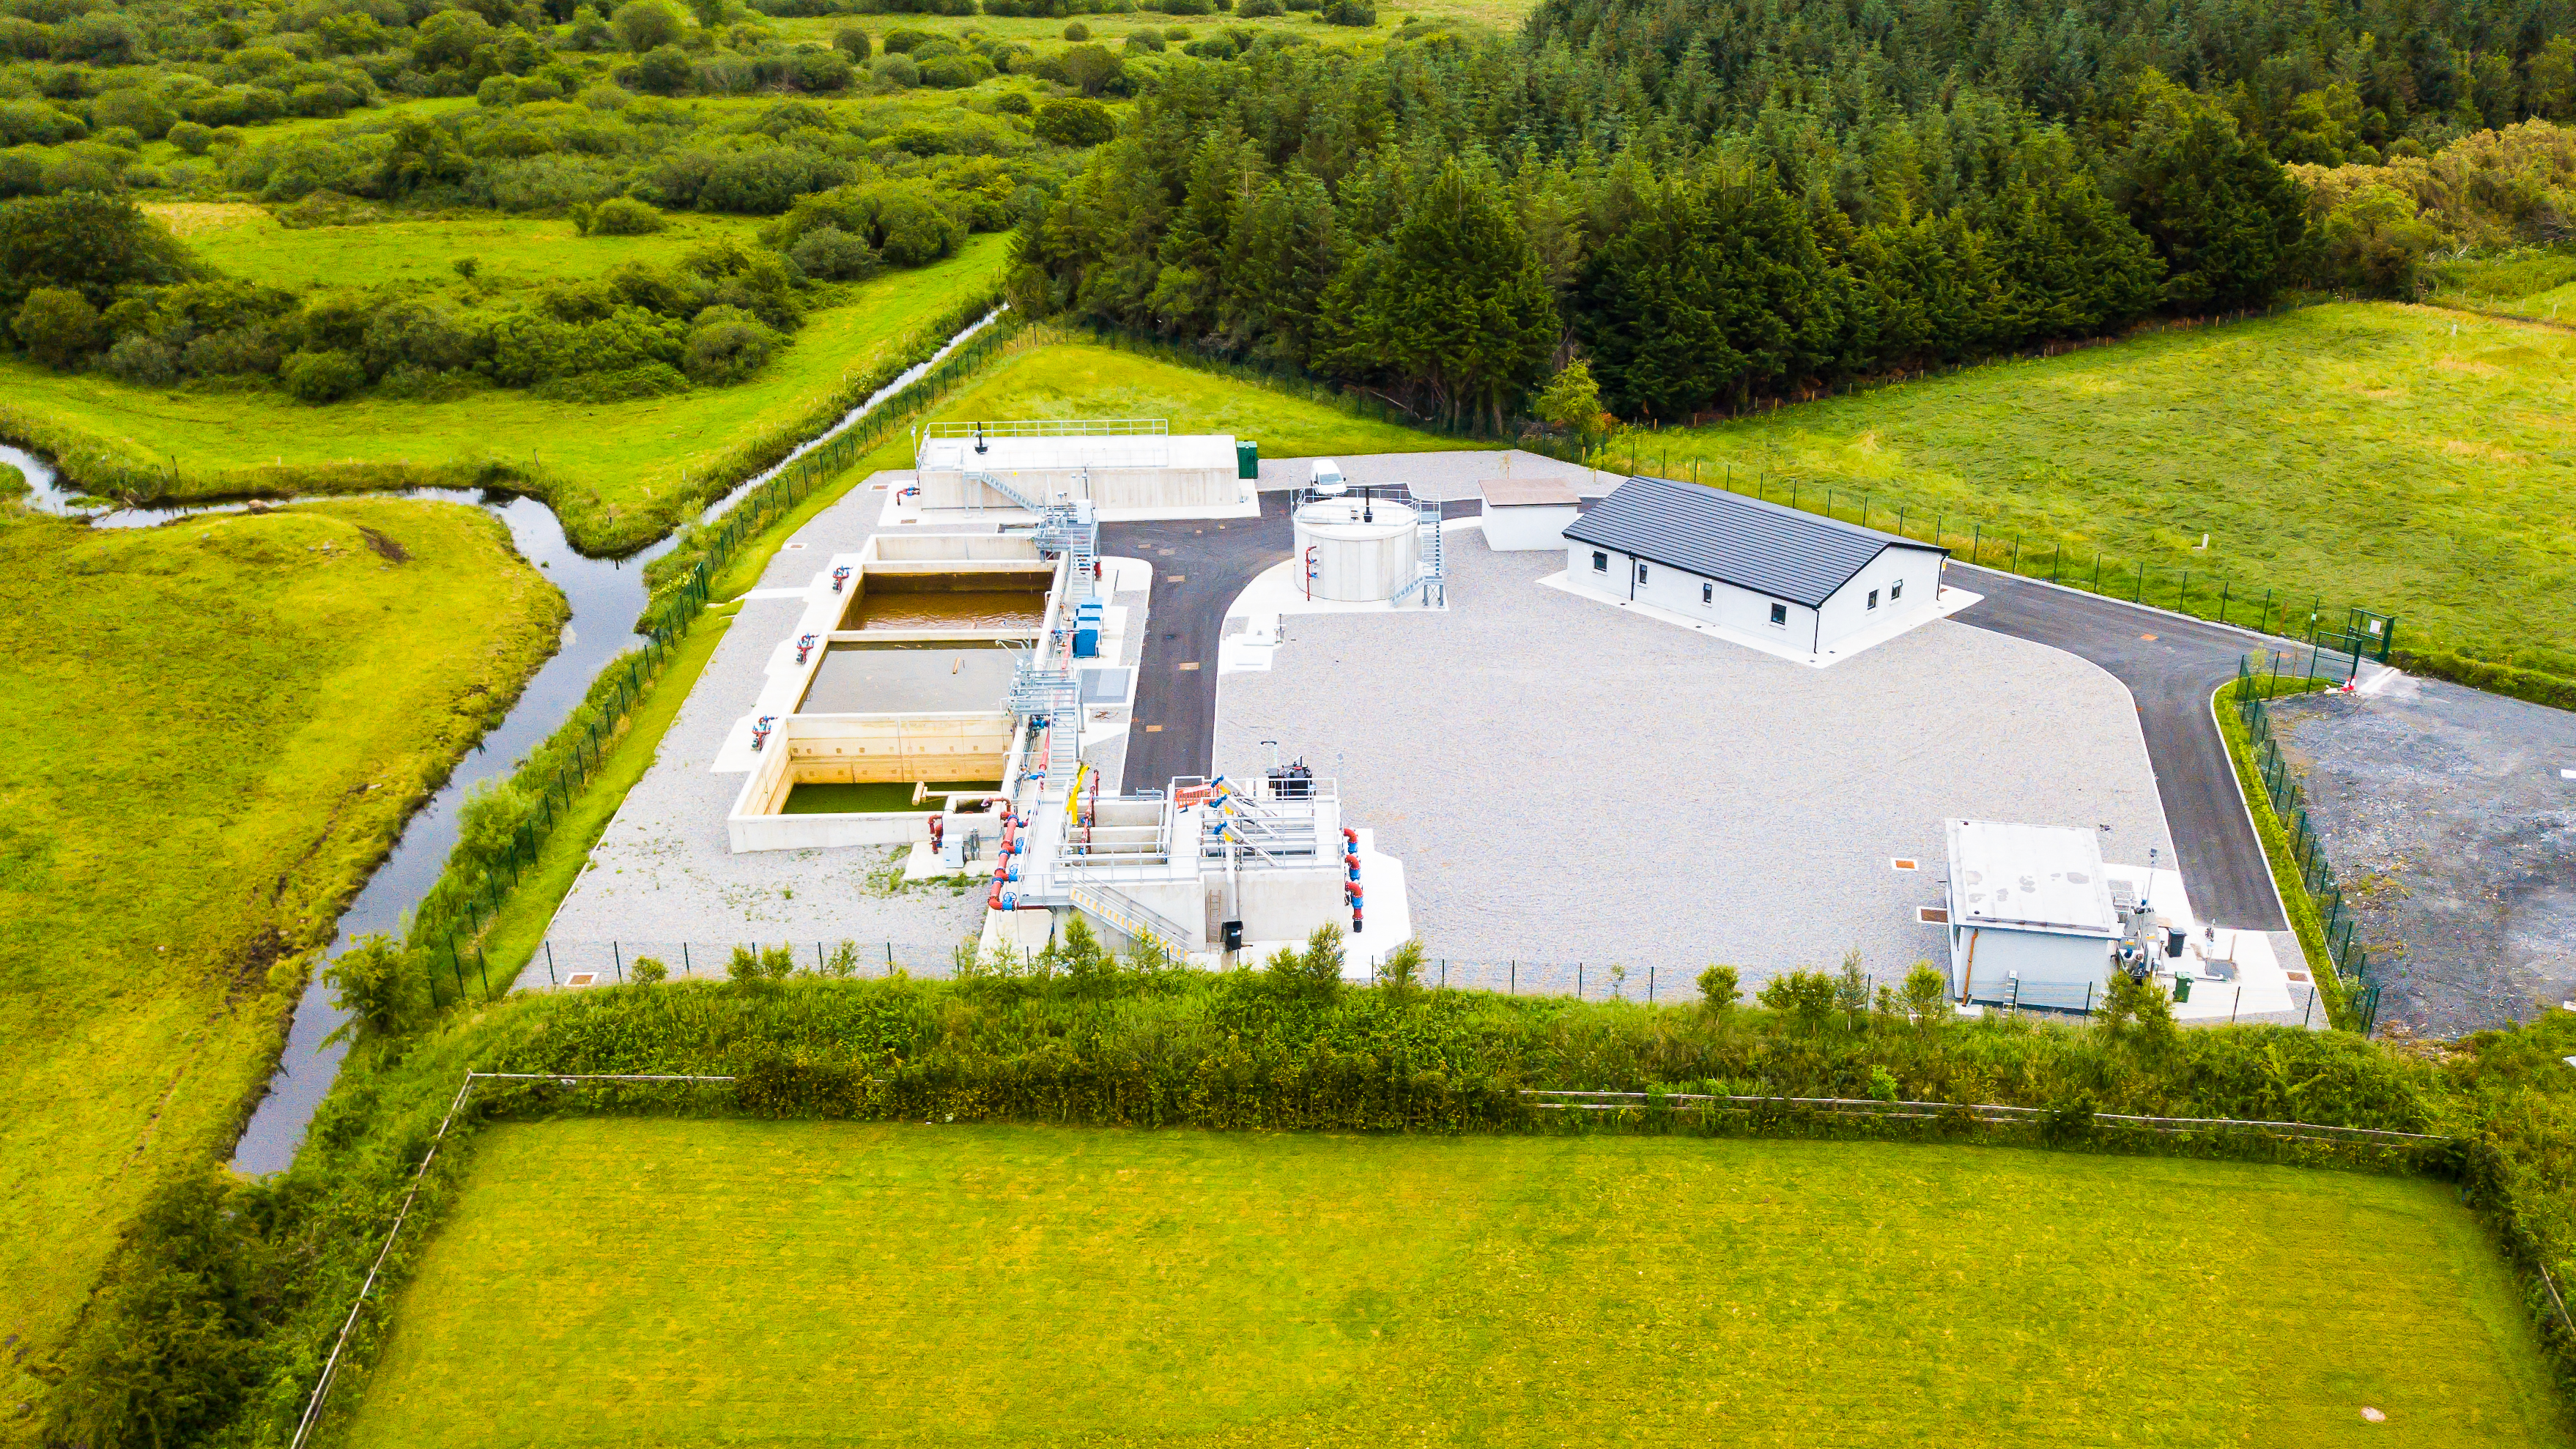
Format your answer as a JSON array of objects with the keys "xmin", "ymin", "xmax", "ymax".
[{"xmin": 1293, "ymin": 491, "xmax": 1421, "ymax": 601}]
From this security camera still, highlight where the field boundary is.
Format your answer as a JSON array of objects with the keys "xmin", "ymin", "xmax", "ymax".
[
  {"xmin": 1522, "ymin": 1090, "xmax": 2449, "ymax": 1144},
  {"xmin": 291, "ymin": 1072, "xmax": 739, "ymax": 1449}
]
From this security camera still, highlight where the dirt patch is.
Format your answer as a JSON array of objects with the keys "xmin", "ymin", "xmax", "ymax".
[
  {"xmin": 358, "ymin": 526, "xmax": 411, "ymax": 563},
  {"xmin": 2270, "ymin": 677, "xmax": 2576, "ymax": 1035}
]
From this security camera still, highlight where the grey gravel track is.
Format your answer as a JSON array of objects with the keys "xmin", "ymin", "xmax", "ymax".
[
  {"xmin": 1212, "ymin": 539, "xmax": 2172, "ymax": 985},
  {"xmin": 2270, "ymin": 675, "xmax": 2576, "ymax": 1034}
]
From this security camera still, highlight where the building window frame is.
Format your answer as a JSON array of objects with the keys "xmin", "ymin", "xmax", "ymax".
[
  {"xmin": 1769, "ymin": 602, "xmax": 1787, "ymax": 627},
  {"xmin": 1591, "ymin": 550, "xmax": 1607, "ymax": 574},
  {"xmin": 1868, "ymin": 588, "xmax": 1880, "ymax": 610}
]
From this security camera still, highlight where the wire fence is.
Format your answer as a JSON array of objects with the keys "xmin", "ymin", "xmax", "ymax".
[
  {"xmin": 2233, "ymin": 656, "xmax": 2386, "ymax": 1036},
  {"xmin": 1520, "ymin": 1091, "xmax": 2450, "ymax": 1146},
  {"xmin": 407, "ymin": 318, "xmax": 1028, "ymax": 1001}
]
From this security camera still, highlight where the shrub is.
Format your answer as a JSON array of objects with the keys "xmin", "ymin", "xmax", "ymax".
[
  {"xmin": 758, "ymin": 941, "xmax": 797, "ymax": 979},
  {"xmin": 1696, "ymin": 963, "xmax": 1739, "ymax": 1012},
  {"xmin": 681, "ymin": 304, "xmax": 781, "ymax": 384},
  {"xmin": 1032, "ymin": 95, "xmax": 1114, "ymax": 146},
  {"xmin": 833, "ymin": 24, "xmax": 871, "ymax": 59},
  {"xmin": 727, "ymin": 944, "xmax": 763, "ymax": 983},
  {"xmin": 823, "ymin": 940, "xmax": 860, "ymax": 977},
  {"xmin": 321, "ymin": 936, "xmax": 425, "ymax": 1042},
  {"xmin": 1265, "ymin": 923, "xmax": 1345, "ymax": 999},
  {"xmin": 1056, "ymin": 41, "xmax": 1127, "ymax": 93},
  {"xmin": 613, "ymin": 0, "xmax": 686, "ymax": 51},
  {"xmin": 788, "ymin": 223, "xmax": 878, "ymax": 279},
  {"xmin": 1377, "ymin": 937, "xmax": 1424, "ymax": 993},
  {"xmin": 1123, "ymin": 28, "xmax": 1163, "ymax": 50},
  {"xmin": 870, "ymin": 53, "xmax": 919, "ymax": 86},
  {"xmin": 281, "ymin": 347, "xmax": 366, "ymax": 401},
  {"xmin": 881, "ymin": 26, "xmax": 935, "ymax": 51},
  {"xmin": 591, "ymin": 196, "xmax": 667, "ymax": 234},
  {"xmin": 0, "ymin": 194, "xmax": 194, "ymax": 315},
  {"xmin": 91, "ymin": 87, "xmax": 176, "ymax": 141},
  {"xmin": 634, "ymin": 43, "xmax": 695, "ymax": 94},
  {"xmin": 1237, "ymin": 0, "xmax": 1281, "ymax": 15},
  {"xmin": 12, "ymin": 286, "xmax": 100, "ymax": 368},
  {"xmin": 993, "ymin": 90, "xmax": 1031, "ymax": 114},
  {"xmin": 1320, "ymin": 0, "xmax": 1373, "ymax": 22},
  {"xmin": 1899, "ymin": 963, "xmax": 1949, "ymax": 1026},
  {"xmin": 1062, "ymin": 19, "xmax": 1089, "ymax": 37},
  {"xmin": 917, "ymin": 53, "xmax": 991, "ymax": 87},
  {"xmin": 785, "ymin": 48, "xmax": 859, "ymax": 92},
  {"xmin": 166, "ymin": 119, "xmax": 214, "ymax": 155},
  {"xmin": 182, "ymin": 327, "xmax": 286, "ymax": 377},
  {"xmin": 103, "ymin": 333, "xmax": 181, "ymax": 385},
  {"xmin": 631, "ymin": 955, "xmax": 670, "ymax": 985},
  {"xmin": 1755, "ymin": 968, "xmax": 1837, "ymax": 1032}
]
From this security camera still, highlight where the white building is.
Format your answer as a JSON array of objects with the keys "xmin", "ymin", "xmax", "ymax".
[
  {"xmin": 1560, "ymin": 475, "xmax": 1947, "ymax": 659},
  {"xmin": 1477, "ymin": 476, "xmax": 1584, "ymax": 551},
  {"xmin": 912, "ymin": 419, "xmax": 1251, "ymax": 515},
  {"xmin": 1942, "ymin": 818, "xmax": 2126, "ymax": 1011}
]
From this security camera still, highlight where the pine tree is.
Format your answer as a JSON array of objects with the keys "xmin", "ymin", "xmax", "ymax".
[
  {"xmin": 1220, "ymin": 166, "xmax": 1340, "ymax": 363},
  {"xmin": 2110, "ymin": 74, "xmax": 2306, "ymax": 314}
]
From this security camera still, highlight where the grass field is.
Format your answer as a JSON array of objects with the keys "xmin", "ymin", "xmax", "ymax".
[
  {"xmin": 1654, "ymin": 303, "xmax": 2576, "ymax": 662},
  {"xmin": 340, "ymin": 1120, "xmax": 2568, "ymax": 1448},
  {"xmin": 148, "ymin": 204, "xmax": 771, "ymax": 292},
  {"xmin": 0, "ymin": 231, "xmax": 1009, "ymax": 555},
  {"xmin": 838, "ymin": 333, "xmax": 1487, "ymax": 478},
  {"xmin": 2427, "ymin": 249, "xmax": 2576, "ymax": 325},
  {"xmin": 0, "ymin": 502, "xmax": 563, "ymax": 1419}
]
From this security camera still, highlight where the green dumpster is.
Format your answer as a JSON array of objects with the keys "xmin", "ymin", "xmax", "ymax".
[{"xmin": 1236, "ymin": 440, "xmax": 1259, "ymax": 480}]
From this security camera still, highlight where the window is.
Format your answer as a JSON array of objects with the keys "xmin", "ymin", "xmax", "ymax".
[
  {"xmin": 1591, "ymin": 550, "xmax": 1607, "ymax": 573},
  {"xmin": 1868, "ymin": 588, "xmax": 1880, "ymax": 610},
  {"xmin": 1701, "ymin": 582, "xmax": 1713, "ymax": 604},
  {"xmin": 1891, "ymin": 579, "xmax": 1904, "ymax": 601},
  {"xmin": 1636, "ymin": 563, "xmax": 1649, "ymax": 585},
  {"xmin": 1768, "ymin": 602, "xmax": 1787, "ymax": 626}
]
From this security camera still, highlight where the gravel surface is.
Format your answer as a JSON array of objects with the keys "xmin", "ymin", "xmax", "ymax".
[
  {"xmin": 1213, "ymin": 538, "xmax": 2173, "ymax": 994},
  {"xmin": 2269, "ymin": 676, "xmax": 2576, "ymax": 1035}
]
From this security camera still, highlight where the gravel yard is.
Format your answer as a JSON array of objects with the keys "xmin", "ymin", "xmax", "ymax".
[
  {"xmin": 2269, "ymin": 676, "xmax": 2576, "ymax": 1035},
  {"xmin": 1212, "ymin": 536, "xmax": 2174, "ymax": 993}
]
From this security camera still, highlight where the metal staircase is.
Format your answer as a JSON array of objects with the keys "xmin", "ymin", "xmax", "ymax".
[
  {"xmin": 1391, "ymin": 495, "xmax": 1446, "ymax": 607},
  {"xmin": 1067, "ymin": 881, "xmax": 1193, "ymax": 957},
  {"xmin": 964, "ymin": 470, "xmax": 1098, "ymax": 602},
  {"xmin": 1006, "ymin": 662, "xmax": 1081, "ymax": 793}
]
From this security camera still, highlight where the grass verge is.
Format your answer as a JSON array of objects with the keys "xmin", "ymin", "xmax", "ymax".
[
  {"xmin": 2214, "ymin": 677, "xmax": 2345, "ymax": 1023},
  {"xmin": 0, "ymin": 500, "xmax": 561, "ymax": 1423},
  {"xmin": 340, "ymin": 1119, "xmax": 2565, "ymax": 1448},
  {"xmin": 472, "ymin": 604, "xmax": 737, "ymax": 987}
]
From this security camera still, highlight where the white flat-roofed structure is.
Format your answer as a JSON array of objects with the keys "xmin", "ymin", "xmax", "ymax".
[
  {"xmin": 1478, "ymin": 477, "xmax": 1583, "ymax": 551},
  {"xmin": 914, "ymin": 420, "xmax": 1250, "ymax": 514},
  {"xmin": 1943, "ymin": 818, "xmax": 2120, "ymax": 1008}
]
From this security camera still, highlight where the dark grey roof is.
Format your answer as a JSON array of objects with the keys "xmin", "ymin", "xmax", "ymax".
[{"xmin": 1561, "ymin": 475, "xmax": 1946, "ymax": 609}]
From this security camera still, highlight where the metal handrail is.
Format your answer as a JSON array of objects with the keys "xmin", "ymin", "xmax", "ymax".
[{"xmin": 928, "ymin": 418, "xmax": 1169, "ymax": 438}]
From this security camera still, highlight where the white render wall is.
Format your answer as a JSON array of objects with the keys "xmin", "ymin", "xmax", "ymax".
[
  {"xmin": 1814, "ymin": 546, "xmax": 1946, "ymax": 651},
  {"xmin": 1482, "ymin": 503, "xmax": 1581, "ymax": 552},
  {"xmin": 1563, "ymin": 541, "xmax": 1818, "ymax": 647}
]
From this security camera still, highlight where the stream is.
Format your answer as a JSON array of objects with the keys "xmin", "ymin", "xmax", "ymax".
[{"xmin": 3, "ymin": 307, "xmax": 996, "ymax": 1176}]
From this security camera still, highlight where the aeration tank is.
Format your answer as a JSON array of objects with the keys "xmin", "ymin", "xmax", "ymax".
[{"xmin": 1293, "ymin": 489, "xmax": 1421, "ymax": 601}]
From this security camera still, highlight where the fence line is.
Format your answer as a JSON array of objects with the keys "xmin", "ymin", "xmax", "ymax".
[
  {"xmin": 288, "ymin": 1072, "xmax": 736, "ymax": 1449},
  {"xmin": 2232, "ymin": 659, "xmax": 2386, "ymax": 1035},
  {"xmin": 1520, "ymin": 1091, "xmax": 2449, "ymax": 1145}
]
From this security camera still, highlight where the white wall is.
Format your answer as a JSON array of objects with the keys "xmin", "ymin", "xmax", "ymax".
[
  {"xmin": 1950, "ymin": 924, "xmax": 2111, "ymax": 1000},
  {"xmin": 1483, "ymin": 503, "xmax": 1580, "ymax": 552},
  {"xmin": 1564, "ymin": 543, "xmax": 1816, "ymax": 647},
  {"xmin": 1814, "ymin": 546, "xmax": 1945, "ymax": 651}
]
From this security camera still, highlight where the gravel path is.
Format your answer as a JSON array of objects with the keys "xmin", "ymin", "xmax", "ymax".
[
  {"xmin": 1213, "ymin": 539, "xmax": 2172, "ymax": 992},
  {"xmin": 2270, "ymin": 676, "xmax": 2576, "ymax": 1034}
]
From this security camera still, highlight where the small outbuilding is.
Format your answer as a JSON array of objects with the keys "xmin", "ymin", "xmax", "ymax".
[
  {"xmin": 1477, "ymin": 477, "xmax": 1584, "ymax": 552},
  {"xmin": 1942, "ymin": 818, "xmax": 2125, "ymax": 1012},
  {"xmin": 1561, "ymin": 475, "xmax": 1947, "ymax": 659}
]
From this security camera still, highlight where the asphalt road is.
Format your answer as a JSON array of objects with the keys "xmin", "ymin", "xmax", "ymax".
[
  {"xmin": 1949, "ymin": 563, "xmax": 2290, "ymax": 931},
  {"xmin": 1108, "ymin": 504, "xmax": 2289, "ymax": 933}
]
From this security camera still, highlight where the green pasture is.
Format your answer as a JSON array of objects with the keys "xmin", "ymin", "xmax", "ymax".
[
  {"xmin": 154, "ymin": 204, "xmax": 770, "ymax": 292},
  {"xmin": 339, "ymin": 1119, "xmax": 2566, "ymax": 1448},
  {"xmin": 2426, "ymin": 248, "xmax": 2576, "ymax": 324},
  {"xmin": 0, "ymin": 501, "xmax": 561, "ymax": 1420},
  {"xmin": 1651, "ymin": 302, "xmax": 2576, "ymax": 661},
  {"xmin": 0, "ymin": 231, "xmax": 1010, "ymax": 554},
  {"xmin": 840, "ymin": 333, "xmax": 1483, "ymax": 477}
]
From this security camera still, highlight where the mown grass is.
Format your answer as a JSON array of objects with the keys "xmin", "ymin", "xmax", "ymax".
[
  {"xmin": 0, "ymin": 231, "xmax": 1010, "ymax": 554},
  {"xmin": 0, "ymin": 501, "xmax": 561, "ymax": 1419},
  {"xmin": 153, "ymin": 204, "xmax": 769, "ymax": 292},
  {"xmin": 1650, "ymin": 303, "xmax": 2576, "ymax": 664},
  {"xmin": 339, "ymin": 1119, "xmax": 2567, "ymax": 1448},
  {"xmin": 838, "ymin": 333, "xmax": 1487, "ymax": 478}
]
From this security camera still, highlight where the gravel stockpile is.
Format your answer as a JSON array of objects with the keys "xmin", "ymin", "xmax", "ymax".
[
  {"xmin": 1212, "ymin": 540, "xmax": 2173, "ymax": 990},
  {"xmin": 2270, "ymin": 677, "xmax": 2576, "ymax": 1035}
]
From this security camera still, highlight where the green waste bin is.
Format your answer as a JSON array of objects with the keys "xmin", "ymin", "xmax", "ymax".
[
  {"xmin": 2172, "ymin": 976, "xmax": 2191, "ymax": 1004},
  {"xmin": 1236, "ymin": 440, "xmax": 1259, "ymax": 480}
]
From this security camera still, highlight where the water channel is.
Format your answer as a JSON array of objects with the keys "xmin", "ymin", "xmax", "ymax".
[{"xmin": 3, "ymin": 308, "xmax": 998, "ymax": 1175}]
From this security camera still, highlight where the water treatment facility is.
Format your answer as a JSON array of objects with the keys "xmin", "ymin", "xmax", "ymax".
[{"xmin": 526, "ymin": 419, "xmax": 2330, "ymax": 1026}]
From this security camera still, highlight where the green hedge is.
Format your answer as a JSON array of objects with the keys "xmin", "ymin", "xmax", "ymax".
[{"xmin": 2391, "ymin": 646, "xmax": 2576, "ymax": 714}]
